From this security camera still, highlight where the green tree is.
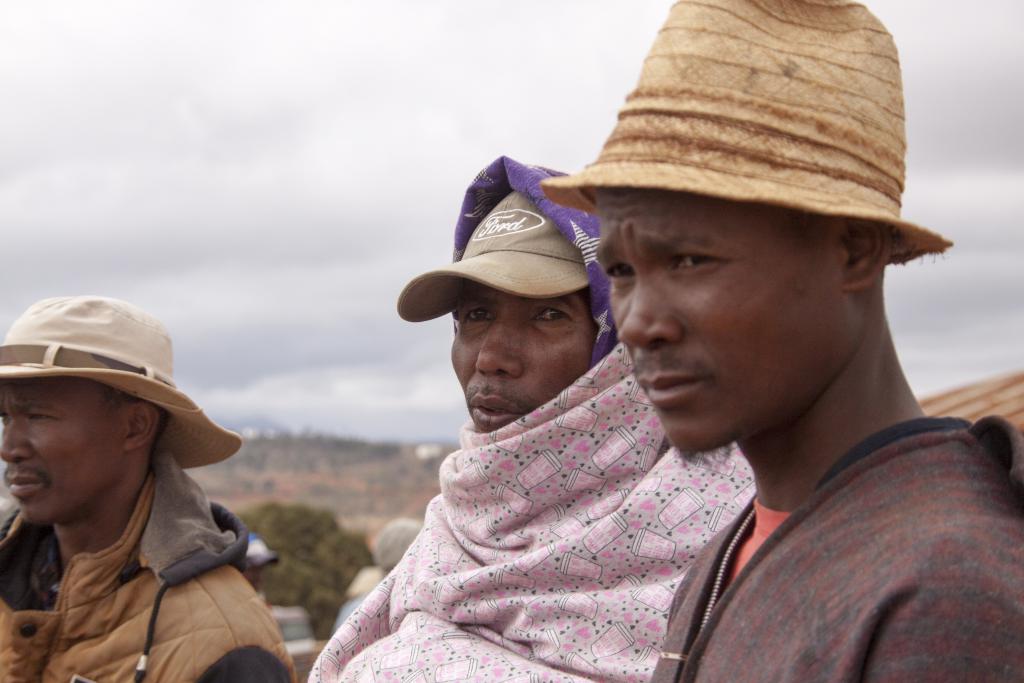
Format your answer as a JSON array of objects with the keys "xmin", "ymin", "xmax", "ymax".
[{"xmin": 241, "ymin": 502, "xmax": 371, "ymax": 639}]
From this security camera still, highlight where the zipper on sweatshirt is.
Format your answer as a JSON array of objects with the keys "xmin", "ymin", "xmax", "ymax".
[{"xmin": 678, "ymin": 508, "xmax": 755, "ymax": 672}]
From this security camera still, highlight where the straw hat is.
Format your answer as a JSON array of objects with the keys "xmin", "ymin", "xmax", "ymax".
[
  {"xmin": 0, "ymin": 296, "xmax": 241, "ymax": 468},
  {"xmin": 397, "ymin": 191, "xmax": 589, "ymax": 322},
  {"xmin": 543, "ymin": 0, "xmax": 951, "ymax": 263}
]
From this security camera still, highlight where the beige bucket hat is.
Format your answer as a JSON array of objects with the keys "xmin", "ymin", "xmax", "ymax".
[
  {"xmin": 543, "ymin": 0, "xmax": 952, "ymax": 263},
  {"xmin": 397, "ymin": 191, "xmax": 589, "ymax": 321},
  {"xmin": 0, "ymin": 296, "xmax": 241, "ymax": 468}
]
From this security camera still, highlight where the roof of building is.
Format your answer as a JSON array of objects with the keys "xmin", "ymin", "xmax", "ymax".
[{"xmin": 920, "ymin": 371, "xmax": 1024, "ymax": 430}]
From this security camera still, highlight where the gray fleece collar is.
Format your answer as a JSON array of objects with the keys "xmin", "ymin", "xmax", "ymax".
[{"xmin": 141, "ymin": 451, "xmax": 247, "ymax": 585}]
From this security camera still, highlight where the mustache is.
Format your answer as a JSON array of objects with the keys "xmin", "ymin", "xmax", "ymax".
[
  {"xmin": 3, "ymin": 465, "xmax": 52, "ymax": 488},
  {"xmin": 464, "ymin": 383, "xmax": 536, "ymax": 415},
  {"xmin": 632, "ymin": 350, "xmax": 711, "ymax": 379}
]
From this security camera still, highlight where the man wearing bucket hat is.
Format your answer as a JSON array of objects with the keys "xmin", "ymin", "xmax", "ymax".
[
  {"xmin": 311, "ymin": 156, "xmax": 753, "ymax": 682},
  {"xmin": 0, "ymin": 296, "xmax": 295, "ymax": 682},
  {"xmin": 544, "ymin": 1, "xmax": 1024, "ymax": 680}
]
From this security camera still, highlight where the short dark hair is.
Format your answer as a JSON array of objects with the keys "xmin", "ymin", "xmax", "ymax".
[
  {"xmin": 788, "ymin": 210, "xmax": 903, "ymax": 255},
  {"xmin": 99, "ymin": 384, "xmax": 169, "ymax": 454}
]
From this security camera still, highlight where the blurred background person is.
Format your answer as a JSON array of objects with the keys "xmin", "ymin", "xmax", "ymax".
[
  {"xmin": 333, "ymin": 517, "xmax": 422, "ymax": 631},
  {"xmin": 244, "ymin": 531, "xmax": 280, "ymax": 597}
]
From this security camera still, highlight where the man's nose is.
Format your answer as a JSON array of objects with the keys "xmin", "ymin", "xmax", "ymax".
[
  {"xmin": 614, "ymin": 280, "xmax": 684, "ymax": 351},
  {"xmin": 0, "ymin": 421, "xmax": 24, "ymax": 464},
  {"xmin": 475, "ymin": 321, "xmax": 524, "ymax": 378}
]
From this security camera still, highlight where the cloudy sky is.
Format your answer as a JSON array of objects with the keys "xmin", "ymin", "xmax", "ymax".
[{"xmin": 1, "ymin": 0, "xmax": 1020, "ymax": 442}]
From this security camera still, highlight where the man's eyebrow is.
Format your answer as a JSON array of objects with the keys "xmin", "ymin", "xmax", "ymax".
[
  {"xmin": 597, "ymin": 229, "xmax": 715, "ymax": 264},
  {"xmin": 640, "ymin": 228, "xmax": 715, "ymax": 252},
  {"xmin": 0, "ymin": 394, "xmax": 46, "ymax": 412}
]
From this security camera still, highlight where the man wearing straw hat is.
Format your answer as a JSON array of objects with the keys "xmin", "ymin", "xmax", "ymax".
[
  {"xmin": 312, "ymin": 156, "xmax": 753, "ymax": 682},
  {"xmin": 0, "ymin": 296, "xmax": 295, "ymax": 682},
  {"xmin": 544, "ymin": 0, "xmax": 1024, "ymax": 680}
]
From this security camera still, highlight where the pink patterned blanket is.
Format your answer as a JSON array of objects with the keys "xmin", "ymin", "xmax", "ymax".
[{"xmin": 311, "ymin": 344, "xmax": 753, "ymax": 682}]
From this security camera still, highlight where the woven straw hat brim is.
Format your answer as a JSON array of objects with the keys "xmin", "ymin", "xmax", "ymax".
[
  {"xmin": 397, "ymin": 251, "xmax": 590, "ymax": 322},
  {"xmin": 0, "ymin": 364, "xmax": 241, "ymax": 468},
  {"xmin": 543, "ymin": 161, "xmax": 951, "ymax": 264}
]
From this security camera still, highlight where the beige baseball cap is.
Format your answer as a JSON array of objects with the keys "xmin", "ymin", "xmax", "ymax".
[{"xmin": 397, "ymin": 191, "xmax": 589, "ymax": 322}]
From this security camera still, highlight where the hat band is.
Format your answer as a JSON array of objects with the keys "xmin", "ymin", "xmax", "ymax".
[{"xmin": 0, "ymin": 344, "xmax": 174, "ymax": 387}]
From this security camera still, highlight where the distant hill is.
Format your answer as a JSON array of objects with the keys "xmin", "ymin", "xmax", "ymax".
[{"xmin": 191, "ymin": 434, "xmax": 453, "ymax": 534}]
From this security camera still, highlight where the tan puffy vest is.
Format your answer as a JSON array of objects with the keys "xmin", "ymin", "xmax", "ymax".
[{"xmin": 0, "ymin": 472, "xmax": 297, "ymax": 682}]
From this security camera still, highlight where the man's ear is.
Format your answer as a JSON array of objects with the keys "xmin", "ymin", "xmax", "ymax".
[
  {"xmin": 123, "ymin": 401, "xmax": 163, "ymax": 453},
  {"xmin": 839, "ymin": 219, "xmax": 890, "ymax": 292}
]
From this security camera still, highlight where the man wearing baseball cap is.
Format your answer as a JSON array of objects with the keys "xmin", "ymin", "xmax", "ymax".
[
  {"xmin": 543, "ymin": 1, "xmax": 1024, "ymax": 680},
  {"xmin": 0, "ymin": 296, "xmax": 294, "ymax": 682},
  {"xmin": 244, "ymin": 532, "xmax": 280, "ymax": 596},
  {"xmin": 312, "ymin": 156, "xmax": 753, "ymax": 682}
]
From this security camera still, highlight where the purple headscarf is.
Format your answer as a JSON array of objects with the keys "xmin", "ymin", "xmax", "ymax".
[{"xmin": 452, "ymin": 156, "xmax": 616, "ymax": 365}]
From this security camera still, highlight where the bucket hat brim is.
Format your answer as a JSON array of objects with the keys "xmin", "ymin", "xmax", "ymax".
[{"xmin": 0, "ymin": 362, "xmax": 240, "ymax": 469}]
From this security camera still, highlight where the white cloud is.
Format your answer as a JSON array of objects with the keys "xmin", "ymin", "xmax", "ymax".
[
  {"xmin": 195, "ymin": 322, "xmax": 466, "ymax": 440},
  {"xmin": 0, "ymin": 0, "xmax": 1020, "ymax": 437}
]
